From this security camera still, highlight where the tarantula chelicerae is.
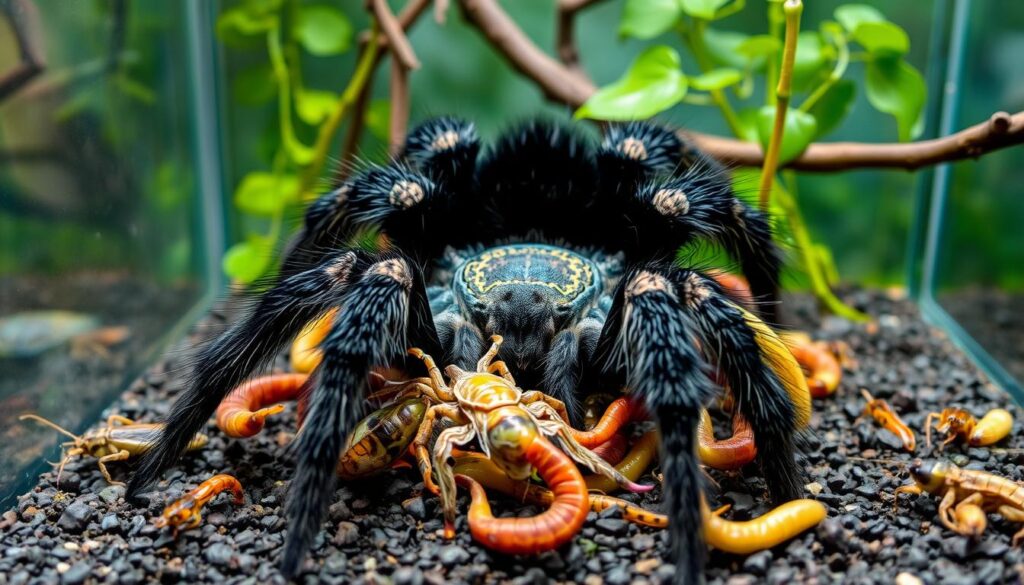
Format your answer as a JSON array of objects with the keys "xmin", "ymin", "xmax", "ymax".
[{"xmin": 127, "ymin": 118, "xmax": 805, "ymax": 582}]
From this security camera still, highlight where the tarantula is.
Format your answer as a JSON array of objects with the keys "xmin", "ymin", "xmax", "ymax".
[{"xmin": 127, "ymin": 118, "xmax": 805, "ymax": 582}]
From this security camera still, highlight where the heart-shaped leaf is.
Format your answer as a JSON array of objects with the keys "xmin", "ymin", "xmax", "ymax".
[
  {"xmin": 679, "ymin": 0, "xmax": 731, "ymax": 20},
  {"xmin": 223, "ymin": 237, "xmax": 273, "ymax": 284},
  {"xmin": 619, "ymin": 0, "xmax": 681, "ymax": 39},
  {"xmin": 866, "ymin": 58, "xmax": 926, "ymax": 141},
  {"xmin": 703, "ymin": 27, "xmax": 751, "ymax": 69},
  {"xmin": 295, "ymin": 5, "xmax": 352, "ymax": 56},
  {"xmin": 689, "ymin": 68, "xmax": 742, "ymax": 91},
  {"xmin": 834, "ymin": 4, "xmax": 885, "ymax": 34},
  {"xmin": 234, "ymin": 172, "xmax": 299, "ymax": 216},
  {"xmin": 575, "ymin": 46, "xmax": 687, "ymax": 121},
  {"xmin": 808, "ymin": 79, "xmax": 856, "ymax": 139},
  {"xmin": 296, "ymin": 88, "xmax": 338, "ymax": 125},
  {"xmin": 853, "ymin": 21, "xmax": 909, "ymax": 56},
  {"xmin": 757, "ymin": 106, "xmax": 818, "ymax": 164}
]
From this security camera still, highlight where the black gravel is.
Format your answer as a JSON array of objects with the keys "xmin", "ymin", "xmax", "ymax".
[{"xmin": 3, "ymin": 289, "xmax": 1023, "ymax": 585}]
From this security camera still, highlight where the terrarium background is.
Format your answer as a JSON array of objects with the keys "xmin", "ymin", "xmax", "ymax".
[{"xmin": 0, "ymin": 0, "xmax": 1021, "ymax": 504}]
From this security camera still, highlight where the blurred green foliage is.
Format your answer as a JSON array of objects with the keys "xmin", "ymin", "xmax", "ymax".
[{"xmin": 217, "ymin": 0, "xmax": 945, "ymax": 290}]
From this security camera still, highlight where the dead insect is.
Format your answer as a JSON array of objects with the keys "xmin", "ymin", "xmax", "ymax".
[
  {"xmin": 19, "ymin": 414, "xmax": 208, "ymax": 486},
  {"xmin": 154, "ymin": 474, "xmax": 244, "ymax": 535},
  {"xmin": 925, "ymin": 407, "xmax": 1014, "ymax": 449}
]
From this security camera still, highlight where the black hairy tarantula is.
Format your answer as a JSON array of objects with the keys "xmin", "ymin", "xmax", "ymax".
[{"xmin": 127, "ymin": 118, "xmax": 804, "ymax": 582}]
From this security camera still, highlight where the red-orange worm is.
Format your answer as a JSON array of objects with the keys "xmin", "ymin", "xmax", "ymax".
[
  {"xmin": 454, "ymin": 434, "xmax": 588, "ymax": 555},
  {"xmin": 216, "ymin": 373, "xmax": 309, "ymax": 438}
]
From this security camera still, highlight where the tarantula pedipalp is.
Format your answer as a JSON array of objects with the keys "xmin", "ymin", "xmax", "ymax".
[{"xmin": 127, "ymin": 117, "xmax": 809, "ymax": 582}]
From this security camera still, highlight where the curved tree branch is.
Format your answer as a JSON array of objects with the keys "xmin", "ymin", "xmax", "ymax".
[
  {"xmin": 555, "ymin": 0, "xmax": 606, "ymax": 81},
  {"xmin": 457, "ymin": 0, "xmax": 1024, "ymax": 173}
]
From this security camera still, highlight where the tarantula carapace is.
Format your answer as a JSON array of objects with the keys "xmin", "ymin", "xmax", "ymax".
[{"xmin": 127, "ymin": 118, "xmax": 806, "ymax": 582}]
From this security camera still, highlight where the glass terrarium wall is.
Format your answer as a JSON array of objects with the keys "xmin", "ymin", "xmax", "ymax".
[
  {"xmin": 920, "ymin": 0, "xmax": 1024, "ymax": 399},
  {"xmin": 0, "ymin": 1, "xmax": 224, "ymax": 506}
]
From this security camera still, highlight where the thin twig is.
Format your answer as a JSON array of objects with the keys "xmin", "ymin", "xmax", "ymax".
[
  {"xmin": 758, "ymin": 0, "xmax": 801, "ymax": 209},
  {"xmin": 370, "ymin": 0, "xmax": 420, "ymax": 70},
  {"xmin": 555, "ymin": 0, "xmax": 606, "ymax": 81},
  {"xmin": 389, "ymin": 58, "xmax": 411, "ymax": 156},
  {"xmin": 456, "ymin": 0, "xmax": 1024, "ymax": 173},
  {"xmin": 336, "ymin": 60, "xmax": 374, "ymax": 182}
]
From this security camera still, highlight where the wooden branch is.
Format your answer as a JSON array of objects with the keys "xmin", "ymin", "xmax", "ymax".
[
  {"xmin": 555, "ymin": 0, "xmax": 606, "ymax": 80},
  {"xmin": 370, "ymin": 0, "xmax": 420, "ymax": 70},
  {"xmin": 389, "ymin": 58, "xmax": 411, "ymax": 155},
  {"xmin": 684, "ymin": 111, "xmax": 1024, "ymax": 171},
  {"xmin": 460, "ymin": 0, "xmax": 595, "ymax": 105},
  {"xmin": 0, "ymin": 0, "xmax": 46, "ymax": 103},
  {"xmin": 456, "ymin": 0, "xmax": 1024, "ymax": 173}
]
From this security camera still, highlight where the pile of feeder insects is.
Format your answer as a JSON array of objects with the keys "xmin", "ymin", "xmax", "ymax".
[{"xmin": 3, "ymin": 289, "xmax": 1024, "ymax": 584}]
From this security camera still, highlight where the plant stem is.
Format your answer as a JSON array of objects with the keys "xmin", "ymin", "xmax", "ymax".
[
  {"xmin": 684, "ymin": 19, "xmax": 745, "ymax": 137},
  {"xmin": 774, "ymin": 180, "xmax": 869, "ymax": 321},
  {"xmin": 298, "ymin": 22, "xmax": 381, "ymax": 200},
  {"xmin": 267, "ymin": 25, "xmax": 314, "ymax": 164},
  {"xmin": 757, "ymin": 0, "xmax": 801, "ymax": 210},
  {"xmin": 765, "ymin": 1, "xmax": 783, "ymax": 104},
  {"xmin": 799, "ymin": 28, "xmax": 849, "ymax": 113}
]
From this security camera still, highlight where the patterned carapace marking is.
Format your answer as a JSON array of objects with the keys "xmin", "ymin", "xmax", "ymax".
[{"xmin": 460, "ymin": 245, "xmax": 596, "ymax": 300}]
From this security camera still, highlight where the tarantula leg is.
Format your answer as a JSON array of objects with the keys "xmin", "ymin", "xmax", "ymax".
[
  {"xmin": 435, "ymin": 312, "xmax": 486, "ymax": 370},
  {"xmin": 674, "ymin": 270, "xmax": 804, "ymax": 503},
  {"xmin": 281, "ymin": 256, "xmax": 439, "ymax": 577},
  {"xmin": 595, "ymin": 267, "xmax": 716, "ymax": 585},
  {"xmin": 401, "ymin": 116, "xmax": 480, "ymax": 188},
  {"xmin": 596, "ymin": 121, "xmax": 687, "ymax": 194},
  {"xmin": 540, "ymin": 315, "xmax": 602, "ymax": 427},
  {"xmin": 127, "ymin": 250, "xmax": 372, "ymax": 497}
]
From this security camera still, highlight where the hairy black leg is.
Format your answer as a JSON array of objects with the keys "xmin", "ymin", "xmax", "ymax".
[
  {"xmin": 280, "ymin": 184, "xmax": 354, "ymax": 278},
  {"xmin": 596, "ymin": 121, "xmax": 684, "ymax": 198},
  {"xmin": 282, "ymin": 256, "xmax": 426, "ymax": 577},
  {"xmin": 673, "ymin": 269, "xmax": 801, "ymax": 503},
  {"xmin": 596, "ymin": 268, "xmax": 715, "ymax": 585},
  {"xmin": 435, "ymin": 311, "xmax": 485, "ymax": 370},
  {"xmin": 401, "ymin": 116, "xmax": 480, "ymax": 188},
  {"xmin": 719, "ymin": 200, "xmax": 782, "ymax": 324},
  {"xmin": 127, "ymin": 250, "xmax": 372, "ymax": 496},
  {"xmin": 541, "ymin": 314, "xmax": 602, "ymax": 427}
]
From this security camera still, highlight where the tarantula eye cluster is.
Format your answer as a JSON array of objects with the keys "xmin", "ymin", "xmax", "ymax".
[{"xmin": 126, "ymin": 117, "xmax": 809, "ymax": 582}]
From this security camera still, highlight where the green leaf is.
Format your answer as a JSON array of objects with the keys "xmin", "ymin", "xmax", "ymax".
[
  {"xmin": 296, "ymin": 88, "xmax": 338, "ymax": 125},
  {"xmin": 232, "ymin": 65, "xmax": 277, "ymax": 106},
  {"xmin": 619, "ymin": 0, "xmax": 681, "ymax": 39},
  {"xmin": 234, "ymin": 172, "xmax": 299, "ymax": 216},
  {"xmin": 853, "ymin": 21, "xmax": 909, "ymax": 56},
  {"xmin": 575, "ymin": 46, "xmax": 687, "ymax": 121},
  {"xmin": 866, "ymin": 58, "xmax": 926, "ymax": 141},
  {"xmin": 736, "ymin": 108, "xmax": 761, "ymax": 143},
  {"xmin": 295, "ymin": 5, "xmax": 352, "ymax": 56},
  {"xmin": 737, "ymin": 35, "xmax": 781, "ymax": 62},
  {"xmin": 808, "ymin": 79, "xmax": 856, "ymax": 139},
  {"xmin": 757, "ymin": 106, "xmax": 818, "ymax": 164},
  {"xmin": 679, "ymin": 0, "xmax": 730, "ymax": 20},
  {"xmin": 223, "ymin": 237, "xmax": 273, "ymax": 284},
  {"xmin": 834, "ymin": 4, "xmax": 885, "ymax": 34},
  {"xmin": 216, "ymin": 7, "xmax": 276, "ymax": 47},
  {"xmin": 688, "ymin": 68, "xmax": 742, "ymax": 91},
  {"xmin": 703, "ymin": 27, "xmax": 751, "ymax": 69}
]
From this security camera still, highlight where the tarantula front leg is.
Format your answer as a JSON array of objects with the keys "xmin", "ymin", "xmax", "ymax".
[
  {"xmin": 597, "ymin": 123, "xmax": 783, "ymax": 322},
  {"xmin": 594, "ymin": 267, "xmax": 717, "ymax": 585},
  {"xmin": 671, "ymin": 269, "xmax": 807, "ymax": 503},
  {"xmin": 281, "ymin": 256, "xmax": 440, "ymax": 577},
  {"xmin": 127, "ymin": 249, "xmax": 373, "ymax": 497},
  {"xmin": 539, "ymin": 313, "xmax": 603, "ymax": 427}
]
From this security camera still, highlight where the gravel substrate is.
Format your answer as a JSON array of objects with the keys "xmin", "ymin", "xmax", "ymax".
[{"xmin": 2, "ymin": 289, "xmax": 1023, "ymax": 585}]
